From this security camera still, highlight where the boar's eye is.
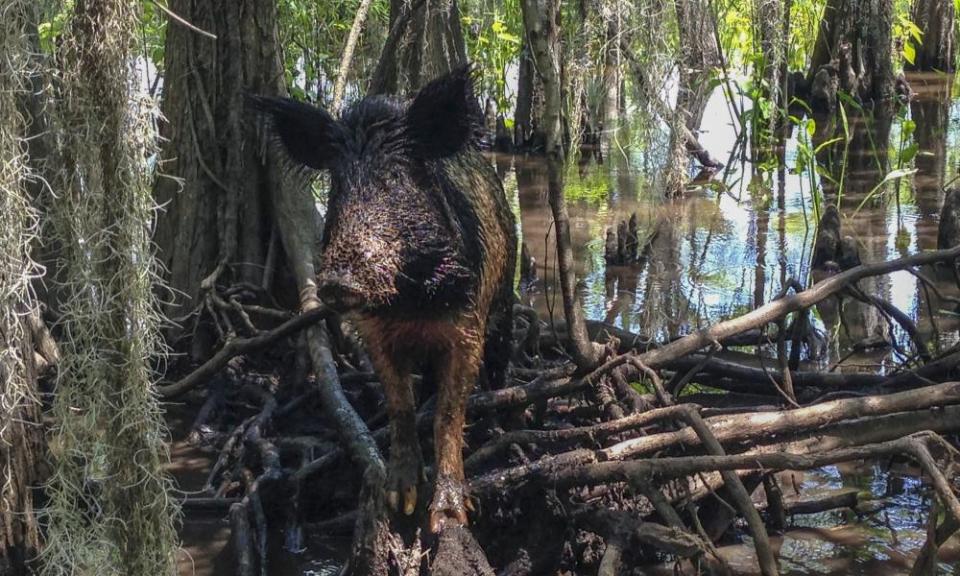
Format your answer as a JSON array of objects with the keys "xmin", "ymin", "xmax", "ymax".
[
  {"xmin": 406, "ymin": 64, "xmax": 483, "ymax": 160},
  {"xmin": 247, "ymin": 95, "xmax": 345, "ymax": 171}
]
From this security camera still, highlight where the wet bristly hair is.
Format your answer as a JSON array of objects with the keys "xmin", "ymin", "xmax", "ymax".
[
  {"xmin": 247, "ymin": 64, "xmax": 484, "ymax": 172},
  {"xmin": 248, "ymin": 65, "xmax": 493, "ymax": 315}
]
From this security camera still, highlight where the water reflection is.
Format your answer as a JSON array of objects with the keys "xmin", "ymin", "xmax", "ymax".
[
  {"xmin": 502, "ymin": 71, "xmax": 960, "ymax": 575},
  {"xmin": 177, "ymin": 73, "xmax": 960, "ymax": 576},
  {"xmin": 509, "ymin": 72, "xmax": 959, "ymax": 370}
]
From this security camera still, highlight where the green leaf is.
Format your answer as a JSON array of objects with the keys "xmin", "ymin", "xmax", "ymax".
[
  {"xmin": 909, "ymin": 22, "xmax": 924, "ymax": 43},
  {"xmin": 853, "ymin": 168, "xmax": 918, "ymax": 216},
  {"xmin": 497, "ymin": 31, "xmax": 521, "ymax": 44},
  {"xmin": 903, "ymin": 41, "xmax": 916, "ymax": 65},
  {"xmin": 900, "ymin": 143, "xmax": 920, "ymax": 164},
  {"xmin": 814, "ymin": 136, "xmax": 844, "ymax": 154},
  {"xmin": 806, "ymin": 118, "xmax": 816, "ymax": 138}
]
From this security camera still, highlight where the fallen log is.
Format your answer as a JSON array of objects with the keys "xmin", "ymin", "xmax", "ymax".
[
  {"xmin": 471, "ymin": 382, "xmax": 960, "ymax": 495},
  {"xmin": 533, "ymin": 433, "xmax": 960, "ymax": 524},
  {"xmin": 602, "ymin": 381, "xmax": 960, "ymax": 460},
  {"xmin": 782, "ymin": 488, "xmax": 861, "ymax": 516}
]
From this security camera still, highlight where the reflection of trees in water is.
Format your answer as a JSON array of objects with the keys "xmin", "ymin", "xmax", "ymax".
[
  {"xmin": 640, "ymin": 203, "xmax": 686, "ymax": 339},
  {"xmin": 911, "ymin": 75, "xmax": 952, "ymax": 248},
  {"xmin": 811, "ymin": 109, "xmax": 894, "ymax": 355},
  {"xmin": 512, "ymin": 81, "xmax": 958, "ymax": 356},
  {"xmin": 911, "ymin": 75, "xmax": 955, "ymax": 340}
]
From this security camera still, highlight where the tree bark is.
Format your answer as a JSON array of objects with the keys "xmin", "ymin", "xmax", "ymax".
[
  {"xmin": 514, "ymin": 45, "xmax": 546, "ymax": 150},
  {"xmin": 373, "ymin": 0, "xmax": 467, "ymax": 95},
  {"xmin": 3, "ymin": 3, "xmax": 67, "ymax": 569},
  {"xmin": 907, "ymin": 0, "xmax": 955, "ymax": 71},
  {"xmin": 596, "ymin": 0, "xmax": 622, "ymax": 149},
  {"xmin": 521, "ymin": 0, "xmax": 602, "ymax": 370},
  {"xmin": 809, "ymin": 0, "xmax": 895, "ymax": 105},
  {"xmin": 153, "ymin": 0, "xmax": 298, "ymax": 358},
  {"xmin": 674, "ymin": 0, "xmax": 719, "ymax": 131}
]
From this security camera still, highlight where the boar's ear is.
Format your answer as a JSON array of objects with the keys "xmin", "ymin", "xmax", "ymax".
[
  {"xmin": 406, "ymin": 64, "xmax": 483, "ymax": 159},
  {"xmin": 247, "ymin": 94, "xmax": 344, "ymax": 170}
]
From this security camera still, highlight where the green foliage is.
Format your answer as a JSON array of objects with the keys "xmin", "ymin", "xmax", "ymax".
[
  {"xmin": 787, "ymin": 0, "xmax": 827, "ymax": 70},
  {"xmin": 462, "ymin": 0, "xmax": 523, "ymax": 112},
  {"xmin": 892, "ymin": 12, "xmax": 923, "ymax": 67},
  {"xmin": 279, "ymin": 0, "xmax": 390, "ymax": 102},
  {"xmin": 714, "ymin": 0, "xmax": 825, "ymax": 71},
  {"xmin": 851, "ymin": 167, "xmax": 917, "ymax": 216},
  {"xmin": 36, "ymin": 1, "xmax": 72, "ymax": 53},
  {"xmin": 564, "ymin": 162, "xmax": 612, "ymax": 204},
  {"xmin": 139, "ymin": 1, "xmax": 167, "ymax": 77}
]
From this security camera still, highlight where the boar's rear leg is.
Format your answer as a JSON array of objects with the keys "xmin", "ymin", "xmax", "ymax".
[
  {"xmin": 429, "ymin": 334, "xmax": 484, "ymax": 533},
  {"xmin": 375, "ymin": 355, "xmax": 423, "ymax": 516}
]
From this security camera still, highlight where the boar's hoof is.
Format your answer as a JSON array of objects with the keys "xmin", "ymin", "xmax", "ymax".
[
  {"xmin": 429, "ymin": 475, "xmax": 473, "ymax": 533},
  {"xmin": 386, "ymin": 451, "xmax": 424, "ymax": 516}
]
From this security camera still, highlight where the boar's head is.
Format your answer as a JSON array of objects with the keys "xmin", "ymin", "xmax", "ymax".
[{"xmin": 251, "ymin": 66, "xmax": 486, "ymax": 316}]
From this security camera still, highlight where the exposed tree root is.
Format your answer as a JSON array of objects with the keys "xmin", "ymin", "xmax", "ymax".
[{"xmin": 166, "ymin": 244, "xmax": 960, "ymax": 575}]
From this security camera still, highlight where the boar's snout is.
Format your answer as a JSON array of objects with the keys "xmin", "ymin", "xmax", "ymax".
[{"xmin": 318, "ymin": 272, "xmax": 366, "ymax": 312}]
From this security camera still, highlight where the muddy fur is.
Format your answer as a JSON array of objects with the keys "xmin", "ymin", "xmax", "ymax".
[{"xmin": 253, "ymin": 65, "xmax": 517, "ymax": 529}]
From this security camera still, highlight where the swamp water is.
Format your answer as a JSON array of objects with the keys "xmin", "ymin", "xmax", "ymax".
[{"xmin": 172, "ymin": 71, "xmax": 960, "ymax": 575}]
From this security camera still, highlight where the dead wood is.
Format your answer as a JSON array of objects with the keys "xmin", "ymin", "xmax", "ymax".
[
  {"xmin": 304, "ymin": 320, "xmax": 390, "ymax": 575},
  {"xmin": 781, "ymin": 487, "xmax": 860, "ymax": 515},
  {"xmin": 471, "ymin": 381, "xmax": 960, "ymax": 495},
  {"xmin": 430, "ymin": 526, "xmax": 495, "ymax": 576},
  {"xmin": 157, "ymin": 306, "xmax": 330, "ymax": 398},
  {"xmin": 170, "ymin": 217, "xmax": 960, "ymax": 576},
  {"xmin": 230, "ymin": 502, "xmax": 256, "ymax": 576},
  {"xmin": 911, "ymin": 513, "xmax": 959, "ymax": 576},
  {"xmin": 635, "ymin": 244, "xmax": 960, "ymax": 369},
  {"xmin": 762, "ymin": 475, "xmax": 786, "ymax": 531},
  {"xmin": 494, "ymin": 432, "xmax": 960, "ymax": 515}
]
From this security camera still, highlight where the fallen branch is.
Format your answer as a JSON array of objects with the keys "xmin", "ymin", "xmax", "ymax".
[
  {"xmin": 471, "ymin": 382, "xmax": 960, "ymax": 494},
  {"xmin": 303, "ymin": 318, "xmax": 388, "ymax": 575},
  {"xmin": 635, "ymin": 245, "xmax": 960, "ymax": 369},
  {"xmin": 539, "ymin": 433, "xmax": 960, "ymax": 524},
  {"xmin": 157, "ymin": 306, "xmax": 329, "ymax": 398}
]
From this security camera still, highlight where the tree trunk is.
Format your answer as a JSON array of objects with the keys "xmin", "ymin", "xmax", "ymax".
[
  {"xmin": 809, "ymin": 0, "xmax": 895, "ymax": 105},
  {"xmin": 374, "ymin": 0, "xmax": 467, "ymax": 95},
  {"xmin": 521, "ymin": 0, "xmax": 602, "ymax": 370},
  {"xmin": 514, "ymin": 45, "xmax": 546, "ymax": 150},
  {"xmin": 674, "ymin": 0, "xmax": 719, "ymax": 131},
  {"xmin": 153, "ymin": 0, "xmax": 298, "ymax": 358},
  {"xmin": 0, "ymin": 4, "xmax": 49, "ymax": 572},
  {"xmin": 597, "ymin": 0, "xmax": 622, "ymax": 150},
  {"xmin": 907, "ymin": 0, "xmax": 955, "ymax": 71},
  {"xmin": 753, "ymin": 0, "xmax": 786, "ymax": 148}
]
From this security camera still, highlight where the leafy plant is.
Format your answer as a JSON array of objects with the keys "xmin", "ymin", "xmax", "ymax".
[
  {"xmin": 892, "ymin": 13, "xmax": 923, "ymax": 66},
  {"xmin": 462, "ymin": 0, "xmax": 523, "ymax": 113}
]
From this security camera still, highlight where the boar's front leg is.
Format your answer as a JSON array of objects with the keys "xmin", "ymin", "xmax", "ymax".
[
  {"xmin": 367, "ymin": 342, "xmax": 423, "ymax": 516},
  {"xmin": 429, "ymin": 328, "xmax": 483, "ymax": 532}
]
